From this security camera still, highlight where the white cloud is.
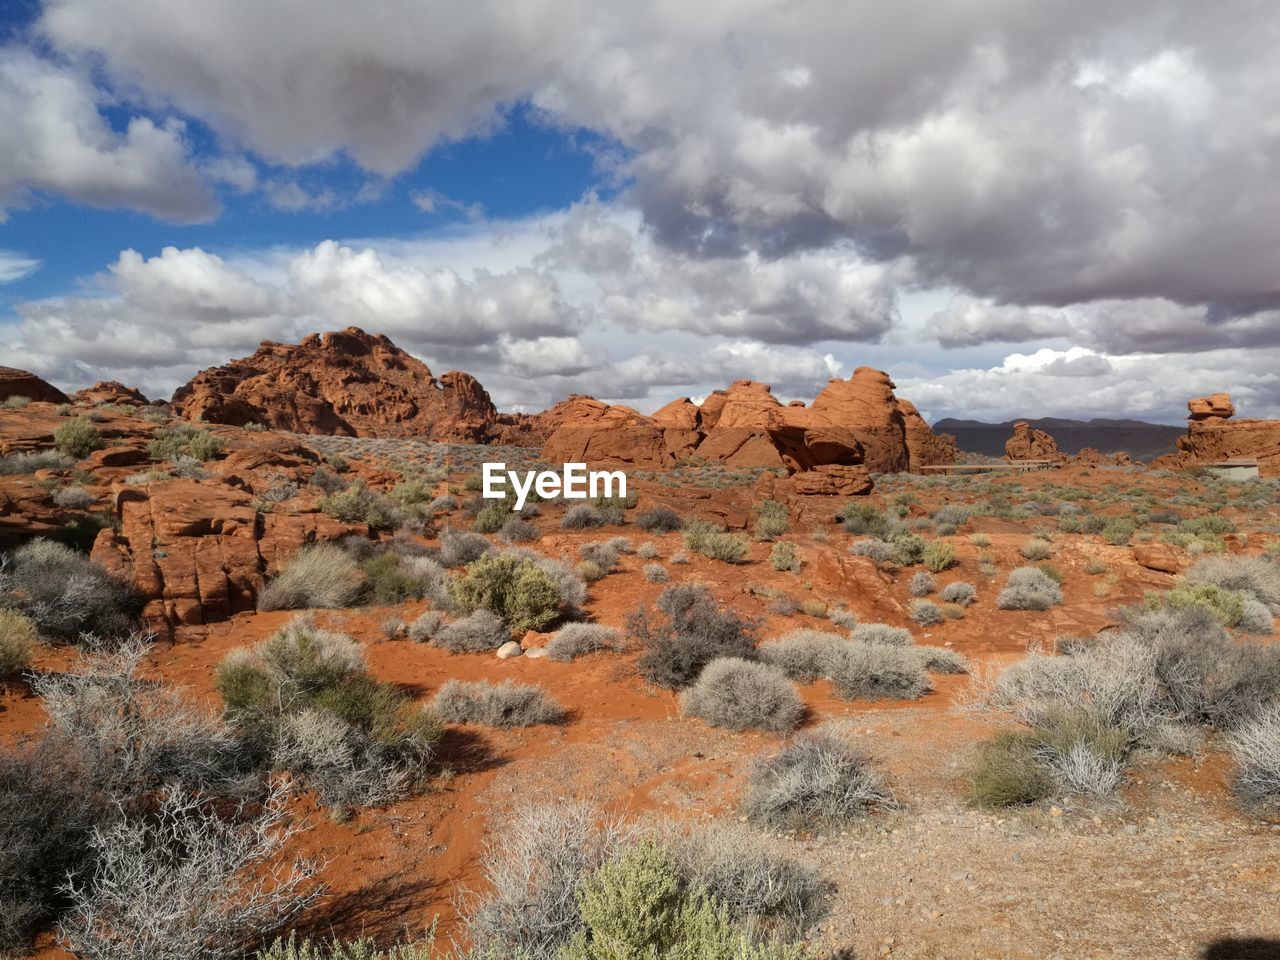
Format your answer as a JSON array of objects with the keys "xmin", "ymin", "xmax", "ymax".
[
  {"xmin": 0, "ymin": 250, "xmax": 40, "ymax": 284},
  {"xmin": 0, "ymin": 46, "xmax": 216, "ymax": 222}
]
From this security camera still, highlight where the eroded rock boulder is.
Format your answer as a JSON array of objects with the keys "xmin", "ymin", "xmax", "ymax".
[
  {"xmin": 1005, "ymin": 421, "xmax": 1062, "ymax": 461},
  {"xmin": 0, "ymin": 367, "xmax": 69, "ymax": 404}
]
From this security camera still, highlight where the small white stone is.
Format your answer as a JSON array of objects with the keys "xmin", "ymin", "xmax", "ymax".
[{"xmin": 496, "ymin": 641, "xmax": 523, "ymax": 660}]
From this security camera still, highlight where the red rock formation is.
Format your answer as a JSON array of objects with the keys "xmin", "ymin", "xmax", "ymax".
[
  {"xmin": 1156, "ymin": 392, "xmax": 1280, "ymax": 477},
  {"xmin": 0, "ymin": 367, "xmax": 69, "ymax": 404},
  {"xmin": 74, "ymin": 381, "xmax": 149, "ymax": 406},
  {"xmin": 1188, "ymin": 393, "xmax": 1235, "ymax": 420},
  {"xmin": 171, "ymin": 327, "xmax": 505, "ymax": 441},
  {"xmin": 1005, "ymin": 421, "xmax": 1062, "ymax": 460},
  {"xmin": 540, "ymin": 367, "xmax": 954, "ymax": 481},
  {"xmin": 92, "ymin": 479, "xmax": 361, "ymax": 636}
]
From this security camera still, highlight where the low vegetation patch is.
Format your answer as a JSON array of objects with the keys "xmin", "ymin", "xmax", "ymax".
[
  {"xmin": 997, "ymin": 566, "xmax": 1064, "ymax": 610},
  {"xmin": 258, "ymin": 544, "xmax": 363, "ymax": 611},
  {"xmin": 680, "ymin": 657, "xmax": 804, "ymax": 732},
  {"xmin": 629, "ymin": 585, "xmax": 760, "ymax": 689},
  {"xmin": 0, "ymin": 538, "xmax": 138, "ymax": 640},
  {"xmin": 546, "ymin": 623, "xmax": 624, "ymax": 662},
  {"xmin": 432, "ymin": 679, "xmax": 564, "ymax": 728}
]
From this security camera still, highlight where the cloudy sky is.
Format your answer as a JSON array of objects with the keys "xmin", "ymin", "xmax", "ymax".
[{"xmin": 1, "ymin": 0, "xmax": 1278, "ymax": 424}]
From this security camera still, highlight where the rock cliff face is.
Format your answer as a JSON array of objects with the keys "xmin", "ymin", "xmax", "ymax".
[
  {"xmin": 0, "ymin": 367, "xmax": 69, "ymax": 404},
  {"xmin": 1158, "ymin": 393, "xmax": 1280, "ymax": 477},
  {"xmin": 1005, "ymin": 421, "xmax": 1062, "ymax": 460},
  {"xmin": 170, "ymin": 327, "xmax": 507, "ymax": 441},
  {"xmin": 541, "ymin": 368, "xmax": 955, "ymax": 478}
]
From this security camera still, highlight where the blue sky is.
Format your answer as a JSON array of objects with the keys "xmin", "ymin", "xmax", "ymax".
[{"xmin": 2, "ymin": 0, "xmax": 1278, "ymax": 423}]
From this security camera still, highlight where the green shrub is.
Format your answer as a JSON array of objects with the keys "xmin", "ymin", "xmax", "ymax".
[
  {"xmin": 0, "ymin": 609, "xmax": 37, "ymax": 679},
  {"xmin": 769, "ymin": 541, "xmax": 801, "ymax": 572},
  {"xmin": 561, "ymin": 842, "xmax": 805, "ymax": 960},
  {"xmin": 147, "ymin": 424, "xmax": 224, "ymax": 462},
  {"xmin": 474, "ymin": 502, "xmax": 510, "ymax": 533},
  {"xmin": 319, "ymin": 481, "xmax": 397, "ymax": 530},
  {"xmin": 921, "ymin": 540, "xmax": 956, "ymax": 572},
  {"xmin": 447, "ymin": 552, "xmax": 563, "ymax": 631},
  {"xmin": 1153, "ymin": 583, "xmax": 1245, "ymax": 627},
  {"xmin": 1020, "ymin": 538, "xmax": 1053, "ymax": 561},
  {"xmin": 360, "ymin": 552, "xmax": 431, "ymax": 605},
  {"xmin": 53, "ymin": 419, "xmax": 104, "ymax": 459},
  {"xmin": 390, "ymin": 479, "xmax": 433, "ymax": 506},
  {"xmin": 890, "ymin": 534, "xmax": 926, "ymax": 566},
  {"xmin": 216, "ymin": 619, "xmax": 439, "ymax": 808},
  {"xmin": 684, "ymin": 521, "xmax": 749, "ymax": 563},
  {"xmin": 1101, "ymin": 517, "xmax": 1137, "ymax": 546},
  {"xmin": 754, "ymin": 501, "xmax": 789, "ymax": 541},
  {"xmin": 967, "ymin": 730, "xmax": 1055, "ymax": 808}
]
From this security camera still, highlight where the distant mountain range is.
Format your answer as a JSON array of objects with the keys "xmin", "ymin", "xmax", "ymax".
[{"xmin": 932, "ymin": 417, "xmax": 1187, "ymax": 462}]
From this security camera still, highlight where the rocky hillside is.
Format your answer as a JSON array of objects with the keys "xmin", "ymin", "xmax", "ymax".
[{"xmin": 170, "ymin": 327, "xmax": 529, "ymax": 443}]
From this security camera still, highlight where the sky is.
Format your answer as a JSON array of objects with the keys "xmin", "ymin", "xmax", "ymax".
[{"xmin": 1, "ymin": 1, "xmax": 1278, "ymax": 425}]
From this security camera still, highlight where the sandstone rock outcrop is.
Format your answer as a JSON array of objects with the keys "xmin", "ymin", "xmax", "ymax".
[
  {"xmin": 74, "ymin": 381, "xmax": 149, "ymax": 406},
  {"xmin": 1156, "ymin": 392, "xmax": 1280, "ymax": 477},
  {"xmin": 0, "ymin": 367, "xmax": 69, "ymax": 404},
  {"xmin": 1005, "ymin": 421, "xmax": 1062, "ymax": 461},
  {"xmin": 171, "ymin": 327, "xmax": 510, "ymax": 441},
  {"xmin": 542, "ymin": 369, "xmax": 954, "ymax": 481},
  {"xmin": 1188, "ymin": 393, "xmax": 1236, "ymax": 421}
]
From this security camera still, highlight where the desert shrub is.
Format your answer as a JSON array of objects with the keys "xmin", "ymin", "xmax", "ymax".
[
  {"xmin": 666, "ymin": 823, "xmax": 829, "ymax": 939},
  {"xmin": 466, "ymin": 803, "xmax": 628, "ymax": 959},
  {"xmin": 643, "ymin": 563, "xmax": 669, "ymax": 582},
  {"xmin": 637, "ymin": 542, "xmax": 659, "ymax": 560},
  {"xmin": 447, "ymin": 551, "xmax": 563, "ymax": 631},
  {"xmin": 970, "ymin": 533, "xmax": 992, "ymax": 547},
  {"xmin": 744, "ymin": 728, "xmax": 894, "ymax": 829},
  {"xmin": 940, "ymin": 581, "xmax": 977, "ymax": 606},
  {"xmin": 908, "ymin": 570, "xmax": 935, "ymax": 596},
  {"xmin": 0, "ymin": 449, "xmax": 75, "ymax": 475},
  {"xmin": 759, "ymin": 629, "xmax": 846, "ymax": 681},
  {"xmin": 562, "ymin": 504, "xmax": 610, "ymax": 529},
  {"xmin": 390, "ymin": 479, "xmax": 433, "ymax": 506},
  {"xmin": 636, "ymin": 507, "xmax": 683, "ymax": 533},
  {"xmin": 2, "ymin": 394, "xmax": 30, "ymax": 408},
  {"xmin": 1228, "ymin": 705, "xmax": 1280, "ymax": 809},
  {"xmin": 560, "ymin": 840, "xmax": 803, "ymax": 960},
  {"xmin": 35, "ymin": 640, "xmax": 245, "ymax": 798},
  {"xmin": 1020, "ymin": 538, "xmax": 1053, "ymax": 561},
  {"xmin": 908, "ymin": 599, "xmax": 944, "ymax": 626},
  {"xmin": 500, "ymin": 516, "xmax": 539, "ymax": 543},
  {"xmin": 769, "ymin": 541, "xmax": 801, "ymax": 572},
  {"xmin": 849, "ymin": 623, "xmax": 912, "ymax": 646},
  {"xmin": 826, "ymin": 642, "xmax": 931, "ymax": 700},
  {"xmin": 473, "ymin": 502, "xmax": 510, "ymax": 533},
  {"xmin": 547, "ymin": 623, "xmax": 624, "ymax": 662},
  {"xmin": 828, "ymin": 608, "xmax": 858, "ymax": 629},
  {"xmin": 680, "ymin": 657, "xmax": 803, "ymax": 733},
  {"xmin": 407, "ymin": 610, "xmax": 445, "ymax": 643},
  {"xmin": 60, "ymin": 786, "xmax": 321, "ymax": 960},
  {"xmin": 439, "ymin": 526, "xmax": 493, "ymax": 567},
  {"xmin": 502, "ymin": 547, "xmax": 588, "ymax": 613},
  {"xmin": 695, "ymin": 531, "xmax": 750, "ymax": 563},
  {"xmin": 216, "ymin": 620, "xmax": 438, "ymax": 807},
  {"xmin": 967, "ymin": 731, "xmax": 1055, "ymax": 808},
  {"xmin": 838, "ymin": 504, "xmax": 905, "ymax": 540},
  {"xmin": 0, "ymin": 609, "xmax": 37, "ymax": 679},
  {"xmin": 433, "ymin": 679, "xmax": 564, "ymax": 728},
  {"xmin": 849, "ymin": 538, "xmax": 893, "ymax": 565},
  {"xmin": 310, "ymin": 466, "xmax": 347, "ymax": 495},
  {"xmin": 890, "ymin": 534, "xmax": 926, "ymax": 566},
  {"xmin": 359, "ymin": 551, "xmax": 431, "ymax": 604},
  {"xmin": 1101, "ymin": 517, "xmax": 1138, "ymax": 546},
  {"xmin": 1186, "ymin": 555, "xmax": 1280, "ymax": 610},
  {"xmin": 319, "ymin": 481, "xmax": 398, "ymax": 530},
  {"xmin": 147, "ymin": 423, "xmax": 224, "ymax": 462},
  {"xmin": 259, "ymin": 544, "xmax": 362, "ymax": 611},
  {"xmin": 54, "ymin": 418, "xmax": 104, "ymax": 459},
  {"xmin": 0, "ymin": 739, "xmax": 108, "ymax": 953},
  {"xmin": 997, "ymin": 566, "xmax": 1063, "ymax": 610},
  {"xmin": 967, "ymin": 711, "xmax": 1128, "ymax": 807},
  {"xmin": 578, "ymin": 541, "xmax": 621, "ymax": 573},
  {"xmin": 577, "ymin": 559, "xmax": 606, "ymax": 582},
  {"xmin": 379, "ymin": 617, "xmax": 405, "ymax": 640},
  {"xmin": 981, "ymin": 606, "xmax": 1280, "ymax": 740},
  {"xmin": 630, "ymin": 586, "xmax": 760, "ymax": 689},
  {"xmin": 0, "ymin": 538, "xmax": 138, "ymax": 639},
  {"xmin": 1153, "ymin": 582, "xmax": 1245, "ymax": 627},
  {"xmin": 52, "ymin": 485, "xmax": 92, "ymax": 509},
  {"xmin": 754, "ymin": 500, "xmax": 789, "ymax": 540},
  {"xmin": 911, "ymin": 645, "xmax": 969, "ymax": 673},
  {"xmin": 799, "ymin": 598, "xmax": 827, "ymax": 618},
  {"xmin": 921, "ymin": 541, "xmax": 956, "ymax": 572},
  {"xmin": 1239, "ymin": 598, "xmax": 1275, "ymax": 635},
  {"xmin": 433, "ymin": 609, "xmax": 510, "ymax": 653}
]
